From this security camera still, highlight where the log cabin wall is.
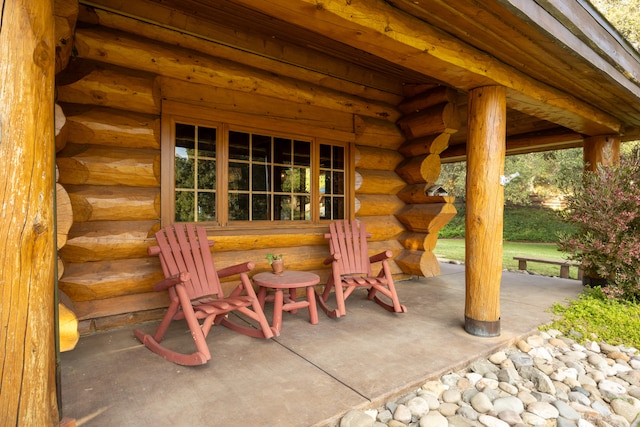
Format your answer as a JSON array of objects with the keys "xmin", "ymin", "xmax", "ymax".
[{"xmin": 53, "ymin": 3, "xmax": 456, "ymax": 334}]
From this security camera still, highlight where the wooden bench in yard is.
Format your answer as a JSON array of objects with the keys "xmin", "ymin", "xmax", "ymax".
[{"xmin": 513, "ymin": 256, "xmax": 583, "ymax": 279}]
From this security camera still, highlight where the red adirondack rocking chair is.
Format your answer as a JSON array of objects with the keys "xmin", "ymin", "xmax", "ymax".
[
  {"xmin": 318, "ymin": 219, "xmax": 407, "ymax": 318},
  {"xmin": 134, "ymin": 224, "xmax": 274, "ymax": 365}
]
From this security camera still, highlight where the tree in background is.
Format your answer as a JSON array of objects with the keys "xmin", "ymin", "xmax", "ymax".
[
  {"xmin": 590, "ymin": 0, "xmax": 640, "ymax": 50},
  {"xmin": 439, "ymin": 148, "xmax": 584, "ymax": 205}
]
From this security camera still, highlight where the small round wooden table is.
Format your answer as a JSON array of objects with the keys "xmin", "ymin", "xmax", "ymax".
[{"xmin": 254, "ymin": 271, "xmax": 320, "ymax": 336}]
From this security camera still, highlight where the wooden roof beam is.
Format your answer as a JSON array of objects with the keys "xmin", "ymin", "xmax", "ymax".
[
  {"xmin": 233, "ymin": 0, "xmax": 622, "ymax": 136},
  {"xmin": 440, "ymin": 128, "xmax": 584, "ymax": 163}
]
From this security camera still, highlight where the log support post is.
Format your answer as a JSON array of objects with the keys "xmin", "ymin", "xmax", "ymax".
[
  {"xmin": 1, "ymin": 0, "xmax": 59, "ymax": 424},
  {"xmin": 583, "ymin": 135, "xmax": 620, "ymax": 171},
  {"xmin": 464, "ymin": 86, "xmax": 506, "ymax": 337}
]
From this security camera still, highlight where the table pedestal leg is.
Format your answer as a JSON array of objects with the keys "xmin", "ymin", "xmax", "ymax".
[
  {"xmin": 306, "ymin": 286, "xmax": 318, "ymax": 325},
  {"xmin": 272, "ymin": 289, "xmax": 284, "ymax": 336}
]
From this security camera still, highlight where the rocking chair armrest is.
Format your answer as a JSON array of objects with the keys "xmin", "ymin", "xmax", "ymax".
[
  {"xmin": 369, "ymin": 250, "xmax": 393, "ymax": 263},
  {"xmin": 217, "ymin": 261, "xmax": 255, "ymax": 279},
  {"xmin": 323, "ymin": 253, "xmax": 342, "ymax": 265},
  {"xmin": 152, "ymin": 272, "xmax": 190, "ymax": 292}
]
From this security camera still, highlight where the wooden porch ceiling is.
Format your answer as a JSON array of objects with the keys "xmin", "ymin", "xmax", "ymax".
[{"xmin": 82, "ymin": 0, "xmax": 640, "ymax": 156}]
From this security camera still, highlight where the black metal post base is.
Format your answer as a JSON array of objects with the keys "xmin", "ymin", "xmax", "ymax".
[{"xmin": 464, "ymin": 316, "xmax": 500, "ymax": 337}]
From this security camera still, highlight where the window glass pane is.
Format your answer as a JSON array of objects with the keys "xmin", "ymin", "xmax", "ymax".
[
  {"xmin": 321, "ymin": 197, "xmax": 331, "ymax": 220},
  {"xmin": 333, "ymin": 197, "xmax": 345, "ymax": 219},
  {"xmin": 252, "ymin": 194, "xmax": 270, "ymax": 220},
  {"xmin": 228, "ymin": 162, "xmax": 249, "ymax": 191},
  {"xmin": 293, "ymin": 140, "xmax": 311, "ymax": 166},
  {"xmin": 294, "ymin": 195, "xmax": 310, "ymax": 220},
  {"xmin": 176, "ymin": 123, "xmax": 195, "ymax": 154},
  {"xmin": 229, "ymin": 131, "xmax": 250, "ymax": 160},
  {"xmin": 175, "ymin": 157, "xmax": 194, "ymax": 188},
  {"xmin": 319, "ymin": 170, "xmax": 331, "ymax": 195},
  {"xmin": 198, "ymin": 127, "xmax": 216, "ymax": 158},
  {"xmin": 175, "ymin": 191, "xmax": 194, "ymax": 222},
  {"xmin": 274, "ymin": 166, "xmax": 290, "ymax": 192},
  {"xmin": 252, "ymin": 134, "xmax": 271, "ymax": 163},
  {"xmin": 333, "ymin": 146, "xmax": 344, "ymax": 169},
  {"xmin": 319, "ymin": 144, "xmax": 331, "ymax": 168},
  {"xmin": 197, "ymin": 160, "xmax": 216, "ymax": 189},
  {"xmin": 293, "ymin": 167, "xmax": 311, "ymax": 193},
  {"xmin": 274, "ymin": 195, "xmax": 291, "ymax": 220},
  {"xmin": 197, "ymin": 192, "xmax": 216, "ymax": 222},
  {"xmin": 229, "ymin": 193, "xmax": 249, "ymax": 220},
  {"xmin": 333, "ymin": 171, "xmax": 344, "ymax": 194},
  {"xmin": 252, "ymin": 164, "xmax": 269, "ymax": 191},
  {"xmin": 273, "ymin": 138, "xmax": 291, "ymax": 164}
]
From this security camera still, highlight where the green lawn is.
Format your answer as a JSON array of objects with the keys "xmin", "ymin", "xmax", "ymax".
[{"xmin": 434, "ymin": 239, "xmax": 581, "ymax": 280}]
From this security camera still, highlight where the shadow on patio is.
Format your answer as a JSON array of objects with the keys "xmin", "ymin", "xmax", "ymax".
[{"xmin": 60, "ymin": 262, "xmax": 583, "ymax": 427}]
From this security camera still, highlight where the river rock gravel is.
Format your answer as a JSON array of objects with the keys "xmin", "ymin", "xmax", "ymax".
[{"xmin": 339, "ymin": 330, "xmax": 640, "ymax": 427}]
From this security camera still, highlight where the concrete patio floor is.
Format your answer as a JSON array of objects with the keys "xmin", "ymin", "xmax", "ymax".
[{"xmin": 60, "ymin": 262, "xmax": 584, "ymax": 427}]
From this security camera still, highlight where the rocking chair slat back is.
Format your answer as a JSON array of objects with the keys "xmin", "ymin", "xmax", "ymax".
[
  {"xmin": 155, "ymin": 224, "xmax": 222, "ymax": 300},
  {"xmin": 330, "ymin": 220, "xmax": 371, "ymax": 276}
]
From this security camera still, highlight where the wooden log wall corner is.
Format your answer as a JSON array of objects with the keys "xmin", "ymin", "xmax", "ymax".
[
  {"xmin": 55, "ymin": 43, "xmax": 163, "ymax": 333},
  {"xmin": 353, "ymin": 130, "xmax": 407, "ymax": 278},
  {"xmin": 394, "ymin": 86, "xmax": 460, "ymax": 277}
]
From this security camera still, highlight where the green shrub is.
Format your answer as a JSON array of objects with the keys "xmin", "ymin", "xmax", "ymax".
[{"xmin": 542, "ymin": 287, "xmax": 640, "ymax": 348}]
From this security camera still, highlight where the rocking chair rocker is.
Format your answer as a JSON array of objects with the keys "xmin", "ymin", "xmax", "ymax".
[
  {"xmin": 317, "ymin": 219, "xmax": 407, "ymax": 318},
  {"xmin": 134, "ymin": 224, "xmax": 274, "ymax": 365}
]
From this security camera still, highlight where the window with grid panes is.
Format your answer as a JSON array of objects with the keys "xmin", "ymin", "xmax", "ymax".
[
  {"xmin": 168, "ymin": 119, "xmax": 346, "ymax": 225},
  {"xmin": 174, "ymin": 123, "xmax": 217, "ymax": 223}
]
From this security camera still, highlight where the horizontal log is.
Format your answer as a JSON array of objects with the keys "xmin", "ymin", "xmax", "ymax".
[
  {"xmin": 403, "ymin": 83, "xmax": 441, "ymax": 98},
  {"xmin": 58, "ymin": 256, "xmax": 65, "ymax": 280},
  {"xmin": 58, "ymin": 302, "xmax": 79, "ymax": 352},
  {"xmin": 56, "ymin": 144, "xmax": 160, "ymax": 187},
  {"xmin": 54, "ymin": 0, "xmax": 79, "ymax": 74},
  {"xmin": 90, "ymin": 308, "xmax": 166, "ymax": 334},
  {"xmin": 79, "ymin": 3, "xmax": 404, "ymax": 107},
  {"xmin": 57, "ymin": 183, "xmax": 73, "ymax": 249},
  {"xmin": 212, "ymin": 246, "xmax": 333, "ymax": 277},
  {"xmin": 207, "ymin": 231, "xmax": 326, "ymax": 252},
  {"xmin": 74, "ymin": 26, "xmax": 398, "ymax": 120},
  {"xmin": 62, "ymin": 105, "xmax": 160, "ymax": 149},
  {"xmin": 355, "ymin": 194, "xmax": 405, "ymax": 216},
  {"xmin": 397, "ymin": 184, "xmax": 457, "ymax": 204},
  {"xmin": 73, "ymin": 290, "xmax": 169, "ymax": 320},
  {"xmin": 395, "ymin": 154, "xmax": 441, "ymax": 185},
  {"xmin": 398, "ymin": 86, "xmax": 458, "ymax": 115},
  {"xmin": 56, "ymin": 118, "xmax": 69, "ymax": 154},
  {"xmin": 57, "ymin": 60, "xmax": 160, "ymax": 114},
  {"xmin": 354, "ymin": 145, "xmax": 404, "ymax": 171},
  {"xmin": 397, "ymin": 232, "xmax": 439, "ymax": 252},
  {"xmin": 354, "ymin": 115, "xmax": 405, "ymax": 150},
  {"xmin": 399, "ymin": 133, "xmax": 450, "ymax": 158},
  {"xmin": 58, "ymin": 220, "xmax": 159, "ymax": 262},
  {"xmin": 397, "ymin": 102, "xmax": 460, "ymax": 139},
  {"xmin": 354, "ymin": 170, "xmax": 406, "ymax": 195},
  {"xmin": 441, "ymin": 128, "xmax": 584, "ymax": 162},
  {"xmin": 66, "ymin": 185, "xmax": 160, "ymax": 222},
  {"xmin": 55, "ymin": 103, "xmax": 67, "ymax": 151},
  {"xmin": 59, "ymin": 257, "xmax": 163, "ymax": 301},
  {"xmin": 161, "ymin": 79, "xmax": 355, "ymax": 138},
  {"xmin": 395, "ymin": 250, "xmax": 441, "ymax": 277},
  {"xmin": 357, "ymin": 215, "xmax": 406, "ymax": 241},
  {"xmin": 395, "ymin": 203, "xmax": 457, "ymax": 233},
  {"xmin": 58, "ymin": 289, "xmax": 79, "ymax": 351}
]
